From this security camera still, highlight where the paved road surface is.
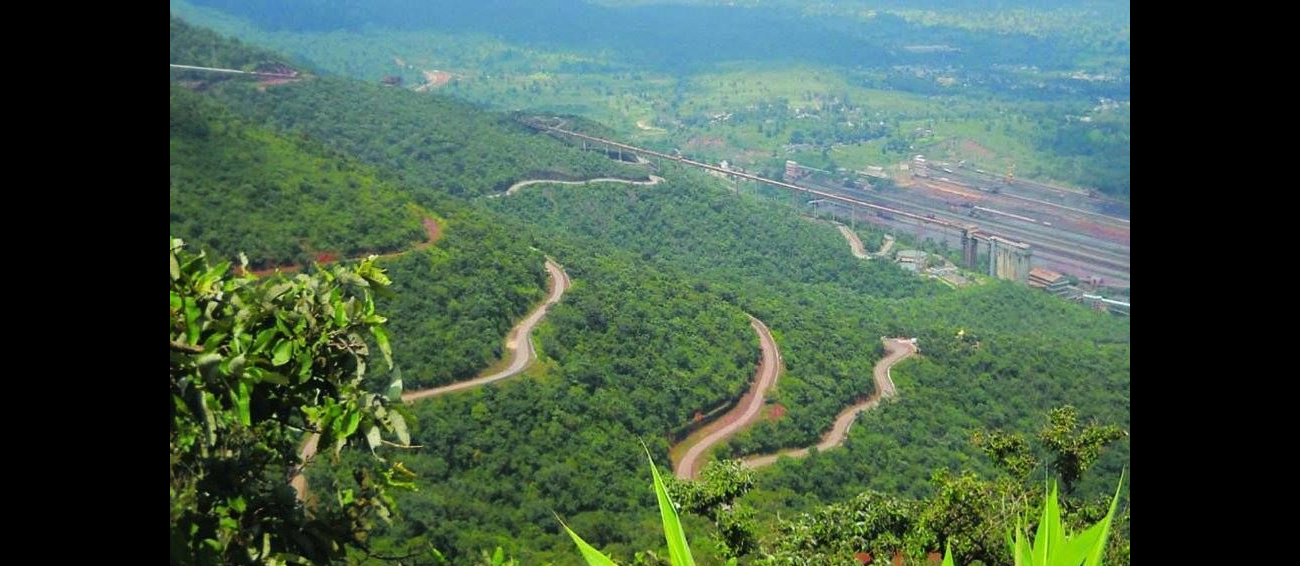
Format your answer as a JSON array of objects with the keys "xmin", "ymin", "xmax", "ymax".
[{"xmin": 740, "ymin": 338, "xmax": 916, "ymax": 470}]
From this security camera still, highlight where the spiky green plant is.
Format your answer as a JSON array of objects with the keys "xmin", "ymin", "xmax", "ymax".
[
  {"xmin": 561, "ymin": 448, "xmax": 695, "ymax": 566},
  {"xmin": 939, "ymin": 470, "xmax": 1126, "ymax": 566}
]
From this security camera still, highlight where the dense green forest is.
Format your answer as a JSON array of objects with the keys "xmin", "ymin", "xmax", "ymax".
[
  {"xmin": 335, "ymin": 251, "xmax": 758, "ymax": 565},
  {"xmin": 746, "ymin": 326, "xmax": 1128, "ymax": 503},
  {"xmin": 170, "ymin": 14, "xmax": 291, "ymax": 71},
  {"xmin": 490, "ymin": 175, "xmax": 1128, "ymax": 476},
  {"xmin": 171, "ymin": 18, "xmax": 1129, "ymax": 566},
  {"xmin": 371, "ymin": 219, "xmax": 547, "ymax": 390},
  {"xmin": 201, "ymin": 77, "xmax": 644, "ymax": 199},
  {"xmin": 169, "ymin": 84, "xmax": 425, "ymax": 267}
]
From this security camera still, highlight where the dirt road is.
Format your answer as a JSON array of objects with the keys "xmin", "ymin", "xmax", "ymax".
[
  {"xmin": 837, "ymin": 225, "xmax": 870, "ymax": 259},
  {"xmin": 291, "ymin": 258, "xmax": 570, "ymax": 500},
  {"xmin": 876, "ymin": 235, "xmax": 895, "ymax": 257},
  {"xmin": 740, "ymin": 337, "xmax": 915, "ymax": 470},
  {"xmin": 504, "ymin": 175, "xmax": 664, "ymax": 196},
  {"xmin": 402, "ymin": 258, "xmax": 570, "ymax": 401},
  {"xmin": 672, "ymin": 315, "xmax": 782, "ymax": 480}
]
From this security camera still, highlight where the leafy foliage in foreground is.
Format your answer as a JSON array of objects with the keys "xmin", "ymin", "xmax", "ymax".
[
  {"xmin": 563, "ymin": 450, "xmax": 700, "ymax": 566},
  {"xmin": 563, "ymin": 446, "xmax": 1125, "ymax": 566},
  {"xmin": 759, "ymin": 408, "xmax": 1129, "ymax": 566},
  {"xmin": 169, "ymin": 238, "xmax": 412, "ymax": 565}
]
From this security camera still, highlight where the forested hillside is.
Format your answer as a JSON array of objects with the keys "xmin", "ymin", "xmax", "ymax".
[
  {"xmin": 170, "ymin": 14, "xmax": 289, "ymax": 71},
  {"xmin": 490, "ymin": 176, "xmax": 1128, "ymax": 483},
  {"xmin": 204, "ymin": 76, "xmax": 645, "ymax": 198},
  {"xmin": 361, "ymin": 253, "xmax": 756, "ymax": 564},
  {"xmin": 170, "ymin": 84, "xmax": 424, "ymax": 267},
  {"xmin": 171, "ymin": 17, "xmax": 1129, "ymax": 566}
]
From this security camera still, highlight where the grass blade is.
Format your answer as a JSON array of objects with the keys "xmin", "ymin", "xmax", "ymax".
[
  {"xmin": 1083, "ymin": 469, "xmax": 1126, "ymax": 566},
  {"xmin": 1012, "ymin": 516, "xmax": 1033, "ymax": 566},
  {"xmin": 646, "ymin": 447, "xmax": 695, "ymax": 566},
  {"xmin": 560, "ymin": 517, "xmax": 620, "ymax": 566},
  {"xmin": 1040, "ymin": 482, "xmax": 1063, "ymax": 564}
]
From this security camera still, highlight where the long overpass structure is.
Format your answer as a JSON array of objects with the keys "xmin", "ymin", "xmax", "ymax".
[
  {"xmin": 525, "ymin": 119, "xmax": 1072, "ymax": 283},
  {"xmin": 169, "ymin": 63, "xmax": 300, "ymax": 79}
]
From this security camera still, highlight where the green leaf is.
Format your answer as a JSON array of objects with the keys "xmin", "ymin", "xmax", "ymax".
[
  {"xmin": 272, "ymin": 340, "xmax": 293, "ymax": 366},
  {"xmin": 334, "ymin": 300, "xmax": 347, "ymax": 327},
  {"xmin": 941, "ymin": 542, "xmax": 955, "ymax": 566},
  {"xmin": 252, "ymin": 329, "xmax": 278, "ymax": 354},
  {"xmin": 267, "ymin": 282, "xmax": 293, "ymax": 300},
  {"xmin": 341, "ymin": 410, "xmax": 362, "ymax": 438},
  {"xmin": 365, "ymin": 426, "xmax": 382, "ymax": 452},
  {"xmin": 371, "ymin": 326, "xmax": 393, "ymax": 370},
  {"xmin": 203, "ymin": 332, "xmax": 229, "ymax": 354},
  {"xmin": 560, "ymin": 519, "xmax": 620, "ymax": 566},
  {"xmin": 1011, "ymin": 517, "xmax": 1032, "ymax": 566},
  {"xmin": 391, "ymin": 412, "xmax": 409, "ymax": 446},
  {"xmin": 646, "ymin": 447, "xmax": 695, "ymax": 566},
  {"xmin": 184, "ymin": 296, "xmax": 202, "ymax": 345},
  {"xmin": 1036, "ymin": 482, "xmax": 1061, "ymax": 565},
  {"xmin": 170, "ymin": 251, "xmax": 181, "ymax": 281},
  {"xmin": 1083, "ymin": 470, "xmax": 1126, "ymax": 566},
  {"xmin": 226, "ymin": 354, "xmax": 246, "ymax": 377},
  {"xmin": 258, "ymin": 370, "xmax": 289, "ymax": 386},
  {"xmin": 235, "ymin": 381, "xmax": 251, "ymax": 426},
  {"xmin": 199, "ymin": 392, "xmax": 218, "ymax": 447},
  {"xmin": 386, "ymin": 372, "xmax": 403, "ymax": 402},
  {"xmin": 1058, "ymin": 520, "xmax": 1106, "ymax": 566}
]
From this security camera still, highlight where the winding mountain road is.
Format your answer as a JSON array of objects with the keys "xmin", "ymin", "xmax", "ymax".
[
  {"xmin": 505, "ymin": 175, "xmax": 664, "ymax": 196},
  {"xmin": 292, "ymin": 166, "xmax": 908, "ymax": 500},
  {"xmin": 292, "ymin": 257, "xmax": 571, "ymax": 500},
  {"xmin": 402, "ymin": 258, "xmax": 570, "ymax": 401},
  {"xmin": 740, "ymin": 338, "xmax": 916, "ymax": 470},
  {"xmin": 838, "ymin": 225, "xmax": 870, "ymax": 259},
  {"xmin": 672, "ymin": 315, "xmax": 782, "ymax": 480},
  {"xmin": 877, "ymin": 235, "xmax": 896, "ymax": 257}
]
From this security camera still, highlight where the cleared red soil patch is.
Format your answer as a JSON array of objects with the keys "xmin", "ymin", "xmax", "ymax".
[
  {"xmin": 767, "ymin": 403, "xmax": 787, "ymax": 421},
  {"xmin": 416, "ymin": 217, "xmax": 443, "ymax": 248},
  {"xmin": 426, "ymin": 70, "xmax": 451, "ymax": 87},
  {"xmin": 414, "ymin": 70, "xmax": 454, "ymax": 92},
  {"xmin": 255, "ymin": 77, "xmax": 301, "ymax": 91},
  {"xmin": 239, "ymin": 217, "xmax": 442, "ymax": 277}
]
